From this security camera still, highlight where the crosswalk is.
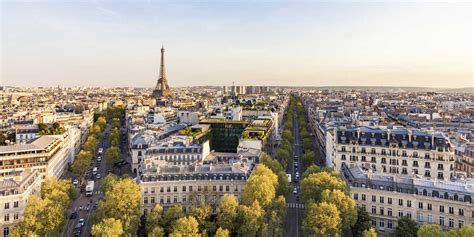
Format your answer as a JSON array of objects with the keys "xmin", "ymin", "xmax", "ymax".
[{"xmin": 287, "ymin": 203, "xmax": 304, "ymax": 209}]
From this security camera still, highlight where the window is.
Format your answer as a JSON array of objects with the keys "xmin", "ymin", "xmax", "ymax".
[
  {"xmin": 151, "ymin": 197, "xmax": 155, "ymax": 204},
  {"xmin": 440, "ymin": 205, "xmax": 445, "ymax": 213},
  {"xmin": 167, "ymin": 187, "xmax": 170, "ymax": 192},
  {"xmin": 407, "ymin": 200, "xmax": 412, "ymax": 207},
  {"xmin": 174, "ymin": 186, "xmax": 177, "ymax": 192},
  {"xmin": 174, "ymin": 196, "xmax": 178, "ymax": 203},
  {"xmin": 182, "ymin": 186, "xmax": 186, "ymax": 192},
  {"xmin": 372, "ymin": 195, "xmax": 376, "ymax": 202},
  {"xmin": 4, "ymin": 214, "xmax": 9, "ymax": 222},
  {"xmin": 459, "ymin": 208, "xmax": 464, "ymax": 216},
  {"xmin": 427, "ymin": 214, "xmax": 433, "ymax": 224},
  {"xmin": 428, "ymin": 203, "xmax": 432, "ymax": 210},
  {"xmin": 458, "ymin": 220, "xmax": 464, "ymax": 228},
  {"xmin": 160, "ymin": 187, "xmax": 164, "ymax": 193},
  {"xmin": 380, "ymin": 196, "xmax": 384, "ymax": 203},
  {"xmin": 380, "ymin": 207, "xmax": 384, "ymax": 215},
  {"xmin": 379, "ymin": 220, "xmax": 384, "ymax": 228},
  {"xmin": 399, "ymin": 199, "xmax": 403, "ymax": 206},
  {"xmin": 449, "ymin": 207, "xmax": 454, "ymax": 214},
  {"xmin": 160, "ymin": 197, "xmax": 164, "ymax": 204},
  {"xmin": 361, "ymin": 204, "xmax": 366, "ymax": 211},
  {"xmin": 362, "ymin": 194, "xmax": 366, "ymax": 201},
  {"xmin": 449, "ymin": 218, "xmax": 454, "ymax": 228},
  {"xmin": 372, "ymin": 220, "xmax": 377, "ymax": 226},
  {"xmin": 13, "ymin": 201, "xmax": 18, "ymax": 208},
  {"xmin": 418, "ymin": 202, "xmax": 423, "ymax": 209},
  {"xmin": 4, "ymin": 203, "xmax": 9, "ymax": 209},
  {"xmin": 417, "ymin": 213, "xmax": 424, "ymax": 222},
  {"xmin": 226, "ymin": 186, "xmax": 230, "ymax": 191},
  {"xmin": 167, "ymin": 197, "xmax": 170, "ymax": 204},
  {"xmin": 371, "ymin": 206, "xmax": 376, "ymax": 214},
  {"xmin": 3, "ymin": 227, "xmax": 9, "ymax": 237},
  {"xmin": 13, "ymin": 213, "xmax": 18, "ymax": 220},
  {"xmin": 388, "ymin": 208, "xmax": 392, "ymax": 217},
  {"xmin": 189, "ymin": 186, "xmax": 193, "ymax": 192},
  {"xmin": 407, "ymin": 211, "xmax": 412, "ymax": 219},
  {"xmin": 182, "ymin": 196, "xmax": 187, "ymax": 203},
  {"xmin": 388, "ymin": 197, "xmax": 392, "ymax": 204},
  {"xmin": 354, "ymin": 193, "xmax": 358, "ymax": 200},
  {"xmin": 388, "ymin": 221, "xmax": 393, "ymax": 229},
  {"xmin": 439, "ymin": 216, "xmax": 445, "ymax": 226},
  {"xmin": 144, "ymin": 197, "xmax": 148, "ymax": 204},
  {"xmin": 398, "ymin": 211, "xmax": 403, "ymax": 217}
]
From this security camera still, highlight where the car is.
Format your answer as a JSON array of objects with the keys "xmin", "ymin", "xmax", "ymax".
[
  {"xmin": 73, "ymin": 179, "xmax": 79, "ymax": 186},
  {"xmin": 96, "ymin": 173, "xmax": 101, "ymax": 179},
  {"xmin": 296, "ymin": 196, "xmax": 300, "ymax": 202},
  {"xmin": 74, "ymin": 223, "xmax": 82, "ymax": 236},
  {"xmin": 97, "ymin": 156, "xmax": 102, "ymax": 162},
  {"xmin": 78, "ymin": 218, "xmax": 85, "ymax": 226},
  {"xmin": 293, "ymin": 187, "xmax": 298, "ymax": 194},
  {"xmin": 70, "ymin": 212, "xmax": 78, "ymax": 219}
]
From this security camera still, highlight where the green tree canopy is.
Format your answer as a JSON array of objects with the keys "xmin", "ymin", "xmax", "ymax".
[
  {"xmin": 303, "ymin": 202, "xmax": 341, "ymax": 237},
  {"xmin": 217, "ymin": 194, "xmax": 239, "ymax": 232},
  {"xmin": 105, "ymin": 146, "xmax": 121, "ymax": 164},
  {"xmin": 447, "ymin": 226, "xmax": 474, "ymax": 237},
  {"xmin": 238, "ymin": 201, "xmax": 265, "ymax": 237},
  {"xmin": 95, "ymin": 178, "xmax": 141, "ymax": 235},
  {"xmin": 394, "ymin": 216, "xmax": 418, "ymax": 237},
  {"xmin": 300, "ymin": 171, "xmax": 347, "ymax": 203},
  {"xmin": 321, "ymin": 189, "xmax": 357, "ymax": 229},
  {"xmin": 351, "ymin": 206, "xmax": 372, "ymax": 237},
  {"xmin": 362, "ymin": 227, "xmax": 377, "ymax": 237},
  {"xmin": 417, "ymin": 224, "xmax": 443, "ymax": 237},
  {"xmin": 171, "ymin": 216, "xmax": 200, "ymax": 236},
  {"xmin": 91, "ymin": 218, "xmax": 124, "ymax": 237},
  {"xmin": 146, "ymin": 203, "xmax": 163, "ymax": 233}
]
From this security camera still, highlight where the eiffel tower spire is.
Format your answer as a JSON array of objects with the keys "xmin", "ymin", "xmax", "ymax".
[{"xmin": 152, "ymin": 44, "xmax": 172, "ymax": 98}]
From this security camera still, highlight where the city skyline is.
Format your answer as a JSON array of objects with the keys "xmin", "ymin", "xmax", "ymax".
[{"xmin": 1, "ymin": 1, "xmax": 473, "ymax": 88}]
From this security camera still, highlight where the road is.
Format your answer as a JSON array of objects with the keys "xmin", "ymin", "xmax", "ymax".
[
  {"xmin": 283, "ymin": 106, "xmax": 305, "ymax": 237},
  {"xmin": 63, "ymin": 125, "xmax": 112, "ymax": 237}
]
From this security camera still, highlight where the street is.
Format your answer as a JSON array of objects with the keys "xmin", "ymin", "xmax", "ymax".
[{"xmin": 63, "ymin": 125, "xmax": 114, "ymax": 237}]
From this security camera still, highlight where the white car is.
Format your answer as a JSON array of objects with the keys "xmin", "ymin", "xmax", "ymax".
[
  {"xmin": 96, "ymin": 173, "xmax": 101, "ymax": 179},
  {"xmin": 78, "ymin": 218, "xmax": 85, "ymax": 226},
  {"xmin": 293, "ymin": 187, "xmax": 298, "ymax": 194},
  {"xmin": 73, "ymin": 179, "xmax": 79, "ymax": 186},
  {"xmin": 97, "ymin": 156, "xmax": 102, "ymax": 162}
]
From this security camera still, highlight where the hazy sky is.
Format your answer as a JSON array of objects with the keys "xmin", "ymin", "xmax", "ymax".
[{"xmin": 1, "ymin": 1, "xmax": 472, "ymax": 88}]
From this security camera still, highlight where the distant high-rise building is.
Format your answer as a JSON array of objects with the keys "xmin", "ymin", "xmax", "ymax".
[{"xmin": 152, "ymin": 45, "xmax": 172, "ymax": 98}]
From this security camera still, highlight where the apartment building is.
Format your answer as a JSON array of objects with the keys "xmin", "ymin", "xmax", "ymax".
[
  {"xmin": 328, "ymin": 126, "xmax": 454, "ymax": 180},
  {"xmin": 455, "ymin": 143, "xmax": 474, "ymax": 178},
  {"xmin": 139, "ymin": 147, "xmax": 260, "ymax": 215},
  {"xmin": 0, "ymin": 134, "xmax": 75, "ymax": 178},
  {"xmin": 342, "ymin": 165, "xmax": 473, "ymax": 235},
  {"xmin": 0, "ymin": 170, "xmax": 42, "ymax": 236}
]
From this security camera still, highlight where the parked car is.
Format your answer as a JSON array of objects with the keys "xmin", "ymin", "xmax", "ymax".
[
  {"xmin": 73, "ymin": 179, "xmax": 79, "ymax": 186},
  {"xmin": 96, "ymin": 173, "xmax": 101, "ymax": 179},
  {"xmin": 293, "ymin": 187, "xmax": 298, "ymax": 194},
  {"xmin": 79, "ymin": 218, "xmax": 85, "ymax": 226},
  {"xmin": 70, "ymin": 212, "xmax": 78, "ymax": 219}
]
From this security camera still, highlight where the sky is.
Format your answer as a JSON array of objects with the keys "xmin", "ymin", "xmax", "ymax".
[{"xmin": 1, "ymin": 1, "xmax": 472, "ymax": 88}]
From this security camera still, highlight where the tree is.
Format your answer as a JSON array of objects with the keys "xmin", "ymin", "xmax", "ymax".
[
  {"xmin": 72, "ymin": 150, "xmax": 92, "ymax": 181},
  {"xmin": 101, "ymin": 174, "xmax": 118, "ymax": 194},
  {"xmin": 189, "ymin": 203, "xmax": 213, "ymax": 233},
  {"xmin": 146, "ymin": 204, "xmax": 163, "ymax": 233},
  {"xmin": 417, "ymin": 224, "xmax": 443, "ymax": 237},
  {"xmin": 302, "ymin": 164, "xmax": 320, "ymax": 179},
  {"xmin": 266, "ymin": 195, "xmax": 287, "ymax": 237},
  {"xmin": 105, "ymin": 146, "xmax": 121, "ymax": 164},
  {"xmin": 91, "ymin": 218, "xmax": 124, "ymax": 237},
  {"xmin": 162, "ymin": 205, "xmax": 185, "ymax": 232},
  {"xmin": 95, "ymin": 178, "xmax": 141, "ymax": 235},
  {"xmin": 300, "ymin": 171, "xmax": 347, "ymax": 203},
  {"xmin": 96, "ymin": 116, "xmax": 107, "ymax": 129},
  {"xmin": 260, "ymin": 153, "xmax": 290, "ymax": 196},
  {"xmin": 217, "ymin": 194, "xmax": 239, "ymax": 232},
  {"xmin": 302, "ymin": 150, "xmax": 315, "ymax": 167},
  {"xmin": 351, "ymin": 207, "xmax": 372, "ymax": 237},
  {"xmin": 394, "ymin": 216, "xmax": 418, "ymax": 237},
  {"xmin": 321, "ymin": 189, "xmax": 357, "ymax": 229},
  {"xmin": 447, "ymin": 226, "xmax": 474, "ymax": 237},
  {"xmin": 91, "ymin": 124, "xmax": 102, "ymax": 137},
  {"xmin": 276, "ymin": 171, "xmax": 291, "ymax": 196},
  {"xmin": 241, "ymin": 173, "xmax": 276, "ymax": 207},
  {"xmin": 238, "ymin": 201, "xmax": 264, "ymax": 237},
  {"xmin": 149, "ymin": 226, "xmax": 165, "ymax": 237},
  {"xmin": 362, "ymin": 227, "xmax": 377, "ymax": 237},
  {"xmin": 171, "ymin": 216, "xmax": 200, "ymax": 236},
  {"xmin": 215, "ymin": 227, "xmax": 230, "ymax": 237},
  {"xmin": 303, "ymin": 202, "xmax": 340, "ymax": 237},
  {"xmin": 83, "ymin": 136, "xmax": 98, "ymax": 153}
]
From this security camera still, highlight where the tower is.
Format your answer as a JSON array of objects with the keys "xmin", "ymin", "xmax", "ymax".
[{"xmin": 152, "ymin": 45, "xmax": 172, "ymax": 98}]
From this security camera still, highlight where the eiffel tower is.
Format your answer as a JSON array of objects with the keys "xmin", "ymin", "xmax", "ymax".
[{"xmin": 152, "ymin": 45, "xmax": 172, "ymax": 98}]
